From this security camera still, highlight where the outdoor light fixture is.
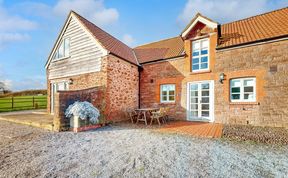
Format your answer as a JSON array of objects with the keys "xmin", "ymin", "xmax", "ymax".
[
  {"xmin": 68, "ymin": 78, "xmax": 73, "ymax": 85},
  {"xmin": 219, "ymin": 72, "xmax": 225, "ymax": 84}
]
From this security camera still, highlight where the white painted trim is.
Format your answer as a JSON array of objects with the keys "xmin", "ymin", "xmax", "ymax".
[
  {"xmin": 186, "ymin": 80, "xmax": 215, "ymax": 122},
  {"xmin": 191, "ymin": 38, "xmax": 210, "ymax": 72},
  {"xmin": 230, "ymin": 77, "xmax": 256, "ymax": 102},
  {"xmin": 160, "ymin": 84, "xmax": 176, "ymax": 103},
  {"xmin": 182, "ymin": 16, "xmax": 217, "ymax": 38},
  {"xmin": 217, "ymin": 37, "xmax": 288, "ymax": 52},
  {"xmin": 45, "ymin": 13, "xmax": 108, "ymax": 69}
]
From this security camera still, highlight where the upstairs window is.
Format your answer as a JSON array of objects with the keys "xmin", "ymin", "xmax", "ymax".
[
  {"xmin": 53, "ymin": 38, "xmax": 70, "ymax": 60},
  {"xmin": 230, "ymin": 78, "xmax": 256, "ymax": 102},
  {"xmin": 192, "ymin": 39, "xmax": 209, "ymax": 71},
  {"xmin": 160, "ymin": 84, "xmax": 175, "ymax": 103}
]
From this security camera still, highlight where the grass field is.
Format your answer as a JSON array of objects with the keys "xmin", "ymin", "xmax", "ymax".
[{"xmin": 0, "ymin": 95, "xmax": 47, "ymax": 112}]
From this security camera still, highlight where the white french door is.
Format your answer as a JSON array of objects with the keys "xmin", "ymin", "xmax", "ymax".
[
  {"xmin": 187, "ymin": 81, "xmax": 214, "ymax": 122},
  {"xmin": 50, "ymin": 82, "xmax": 69, "ymax": 114}
]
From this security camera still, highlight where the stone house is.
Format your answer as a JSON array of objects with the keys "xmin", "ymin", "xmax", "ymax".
[{"xmin": 46, "ymin": 7, "xmax": 288, "ymax": 130}]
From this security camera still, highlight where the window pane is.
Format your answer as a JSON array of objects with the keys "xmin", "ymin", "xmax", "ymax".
[
  {"xmin": 58, "ymin": 41, "xmax": 64, "ymax": 58},
  {"xmin": 162, "ymin": 85, "xmax": 167, "ymax": 91},
  {"xmin": 201, "ymin": 104, "xmax": 209, "ymax": 110},
  {"xmin": 244, "ymin": 79, "xmax": 254, "ymax": 86},
  {"xmin": 201, "ymin": 56, "xmax": 208, "ymax": 63},
  {"xmin": 191, "ymin": 97, "xmax": 198, "ymax": 103},
  {"xmin": 165, "ymin": 84, "xmax": 175, "ymax": 91},
  {"xmin": 192, "ymin": 58, "xmax": 199, "ymax": 64},
  {"xmin": 162, "ymin": 96, "xmax": 167, "ymax": 101},
  {"xmin": 162, "ymin": 91, "xmax": 167, "ymax": 96},
  {"xmin": 202, "ymin": 91, "xmax": 209, "ymax": 96},
  {"xmin": 191, "ymin": 104, "xmax": 198, "ymax": 109},
  {"xmin": 192, "ymin": 52, "xmax": 199, "ymax": 56},
  {"xmin": 193, "ymin": 42, "xmax": 200, "ymax": 50},
  {"xmin": 191, "ymin": 111, "xmax": 198, "ymax": 117},
  {"xmin": 244, "ymin": 86, "xmax": 253, "ymax": 92},
  {"xmin": 201, "ymin": 83, "xmax": 209, "ymax": 89},
  {"xmin": 200, "ymin": 63, "xmax": 208, "ymax": 69},
  {"xmin": 64, "ymin": 39, "xmax": 70, "ymax": 57},
  {"xmin": 231, "ymin": 87, "xmax": 240, "ymax": 93},
  {"xmin": 192, "ymin": 64, "xmax": 199, "ymax": 70},
  {"xmin": 202, "ymin": 97, "xmax": 209, "ymax": 103},
  {"xmin": 201, "ymin": 40, "xmax": 209, "ymax": 48},
  {"xmin": 190, "ymin": 84, "xmax": 198, "ymax": 91},
  {"xmin": 191, "ymin": 91, "xmax": 198, "ymax": 97},
  {"xmin": 244, "ymin": 93, "xmax": 254, "ymax": 100},
  {"xmin": 169, "ymin": 90, "xmax": 174, "ymax": 95},
  {"xmin": 169, "ymin": 96, "xmax": 175, "ymax": 101},
  {"xmin": 231, "ymin": 80, "xmax": 241, "ymax": 87},
  {"xmin": 231, "ymin": 94, "xmax": 240, "ymax": 100},
  {"xmin": 202, "ymin": 111, "xmax": 209, "ymax": 117},
  {"xmin": 201, "ymin": 50, "xmax": 208, "ymax": 55}
]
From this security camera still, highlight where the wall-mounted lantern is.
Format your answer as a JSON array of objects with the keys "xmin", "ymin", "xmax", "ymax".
[
  {"xmin": 219, "ymin": 72, "xmax": 225, "ymax": 84},
  {"xmin": 68, "ymin": 78, "xmax": 73, "ymax": 85}
]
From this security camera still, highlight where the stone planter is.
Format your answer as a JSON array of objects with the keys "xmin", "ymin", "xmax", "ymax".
[{"xmin": 70, "ymin": 115, "xmax": 101, "ymax": 133}]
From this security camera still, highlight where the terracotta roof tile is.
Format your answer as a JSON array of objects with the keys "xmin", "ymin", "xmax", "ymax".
[
  {"xmin": 134, "ymin": 37, "xmax": 184, "ymax": 63},
  {"xmin": 219, "ymin": 7, "xmax": 288, "ymax": 48},
  {"xmin": 72, "ymin": 11, "xmax": 138, "ymax": 65}
]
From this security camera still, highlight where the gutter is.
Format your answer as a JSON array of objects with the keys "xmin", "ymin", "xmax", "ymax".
[
  {"xmin": 138, "ymin": 65, "xmax": 143, "ymax": 109},
  {"xmin": 216, "ymin": 34, "xmax": 288, "ymax": 51},
  {"xmin": 139, "ymin": 54, "xmax": 186, "ymax": 65}
]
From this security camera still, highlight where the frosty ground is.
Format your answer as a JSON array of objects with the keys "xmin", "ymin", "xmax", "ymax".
[{"xmin": 0, "ymin": 121, "xmax": 287, "ymax": 178}]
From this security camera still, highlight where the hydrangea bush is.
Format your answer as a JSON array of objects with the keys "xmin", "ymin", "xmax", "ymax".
[{"xmin": 65, "ymin": 101, "xmax": 100, "ymax": 124}]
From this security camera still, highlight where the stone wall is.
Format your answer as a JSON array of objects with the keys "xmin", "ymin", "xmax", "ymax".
[
  {"xmin": 106, "ymin": 55, "xmax": 139, "ymax": 121},
  {"xmin": 53, "ymin": 87, "xmax": 106, "ymax": 131},
  {"xmin": 140, "ymin": 33, "xmax": 288, "ymax": 128},
  {"xmin": 215, "ymin": 40, "xmax": 288, "ymax": 127}
]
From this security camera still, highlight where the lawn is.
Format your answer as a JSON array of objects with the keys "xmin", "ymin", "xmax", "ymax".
[{"xmin": 0, "ymin": 95, "xmax": 47, "ymax": 112}]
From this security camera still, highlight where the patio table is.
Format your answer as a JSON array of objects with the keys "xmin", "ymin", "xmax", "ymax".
[{"xmin": 135, "ymin": 108, "xmax": 159, "ymax": 125}]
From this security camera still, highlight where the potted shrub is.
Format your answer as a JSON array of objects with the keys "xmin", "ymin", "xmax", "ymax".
[{"xmin": 65, "ymin": 101, "xmax": 101, "ymax": 132}]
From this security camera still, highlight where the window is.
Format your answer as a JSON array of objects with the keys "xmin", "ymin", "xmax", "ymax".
[
  {"xmin": 192, "ymin": 39, "xmax": 209, "ymax": 71},
  {"xmin": 230, "ymin": 78, "xmax": 256, "ymax": 102},
  {"xmin": 160, "ymin": 84, "xmax": 175, "ymax": 103},
  {"xmin": 53, "ymin": 38, "xmax": 70, "ymax": 60}
]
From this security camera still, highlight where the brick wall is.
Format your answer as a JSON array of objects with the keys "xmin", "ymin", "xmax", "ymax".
[
  {"xmin": 106, "ymin": 55, "xmax": 139, "ymax": 121},
  {"xmin": 53, "ymin": 87, "xmax": 106, "ymax": 131},
  {"xmin": 215, "ymin": 40, "xmax": 288, "ymax": 127},
  {"xmin": 140, "ymin": 58, "xmax": 186, "ymax": 120},
  {"xmin": 47, "ymin": 56, "xmax": 108, "ymax": 113}
]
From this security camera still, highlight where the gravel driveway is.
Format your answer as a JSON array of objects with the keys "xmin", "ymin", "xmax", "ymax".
[{"xmin": 0, "ymin": 121, "xmax": 287, "ymax": 178}]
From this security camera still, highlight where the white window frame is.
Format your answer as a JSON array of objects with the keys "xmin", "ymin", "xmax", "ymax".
[
  {"xmin": 160, "ymin": 84, "xmax": 176, "ymax": 103},
  {"xmin": 53, "ymin": 38, "xmax": 70, "ymax": 61},
  {"xmin": 192, "ymin": 38, "xmax": 209, "ymax": 72},
  {"xmin": 230, "ymin": 77, "xmax": 256, "ymax": 102}
]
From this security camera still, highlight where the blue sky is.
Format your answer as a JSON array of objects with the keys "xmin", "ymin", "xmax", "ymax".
[{"xmin": 0, "ymin": 0, "xmax": 287, "ymax": 91}]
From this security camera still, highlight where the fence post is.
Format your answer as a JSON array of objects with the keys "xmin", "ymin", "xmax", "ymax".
[
  {"xmin": 33, "ymin": 96, "xmax": 35, "ymax": 108},
  {"xmin": 11, "ymin": 97, "xmax": 14, "ymax": 109}
]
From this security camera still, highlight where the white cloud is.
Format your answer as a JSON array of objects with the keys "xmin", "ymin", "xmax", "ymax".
[
  {"xmin": 0, "ymin": 7, "xmax": 37, "ymax": 31},
  {"xmin": 0, "ymin": 33, "xmax": 30, "ymax": 49},
  {"xmin": 53, "ymin": 0, "xmax": 119, "ymax": 27},
  {"xmin": 0, "ymin": 2, "xmax": 37, "ymax": 49},
  {"xmin": 122, "ymin": 34, "xmax": 135, "ymax": 47},
  {"xmin": 178, "ymin": 0, "xmax": 287, "ymax": 25}
]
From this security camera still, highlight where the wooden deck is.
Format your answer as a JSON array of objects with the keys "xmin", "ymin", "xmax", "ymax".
[{"xmin": 158, "ymin": 121, "xmax": 223, "ymax": 138}]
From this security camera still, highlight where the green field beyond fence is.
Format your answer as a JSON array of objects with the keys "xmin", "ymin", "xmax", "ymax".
[{"xmin": 0, "ymin": 95, "xmax": 47, "ymax": 112}]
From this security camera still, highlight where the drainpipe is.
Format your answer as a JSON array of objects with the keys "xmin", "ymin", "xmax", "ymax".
[
  {"xmin": 217, "ymin": 24, "xmax": 222, "ymax": 46},
  {"xmin": 138, "ymin": 66, "xmax": 143, "ymax": 109}
]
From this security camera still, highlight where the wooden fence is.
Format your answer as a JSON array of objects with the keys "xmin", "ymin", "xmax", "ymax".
[{"xmin": 0, "ymin": 96, "xmax": 47, "ymax": 112}]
